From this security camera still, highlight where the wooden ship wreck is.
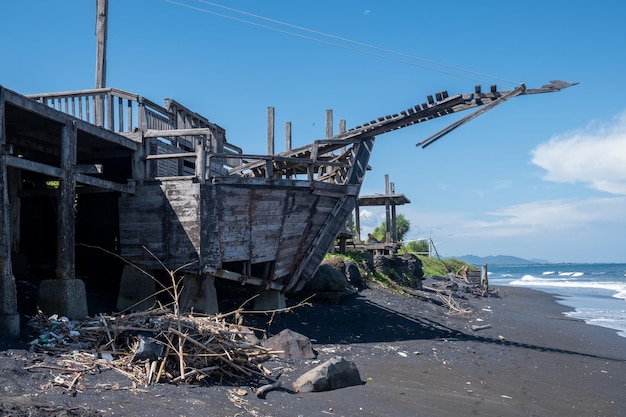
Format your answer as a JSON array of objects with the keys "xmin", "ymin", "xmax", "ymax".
[
  {"xmin": 0, "ymin": 79, "xmax": 574, "ymax": 330},
  {"xmin": 0, "ymin": 1, "xmax": 576, "ymax": 337}
]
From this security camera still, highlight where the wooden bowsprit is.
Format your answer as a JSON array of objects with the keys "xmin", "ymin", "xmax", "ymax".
[{"xmin": 416, "ymin": 80, "xmax": 578, "ymax": 149}]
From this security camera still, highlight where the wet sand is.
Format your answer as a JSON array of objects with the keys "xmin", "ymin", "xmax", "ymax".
[{"xmin": 1, "ymin": 284, "xmax": 625, "ymax": 416}]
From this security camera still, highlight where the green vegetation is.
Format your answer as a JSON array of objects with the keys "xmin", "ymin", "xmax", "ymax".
[
  {"xmin": 325, "ymin": 251, "xmax": 474, "ymax": 294},
  {"xmin": 416, "ymin": 256, "xmax": 475, "ymax": 277},
  {"xmin": 372, "ymin": 214, "xmax": 410, "ymax": 242},
  {"xmin": 398, "ymin": 240, "xmax": 429, "ymax": 255}
]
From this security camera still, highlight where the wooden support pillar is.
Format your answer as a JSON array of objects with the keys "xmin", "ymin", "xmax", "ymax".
[
  {"xmin": 390, "ymin": 181, "xmax": 397, "ymax": 242},
  {"xmin": 354, "ymin": 201, "xmax": 361, "ymax": 243},
  {"xmin": 131, "ymin": 132, "xmax": 146, "ymax": 181},
  {"xmin": 391, "ymin": 204, "xmax": 398, "ymax": 242},
  {"xmin": 0, "ymin": 87, "xmax": 20, "ymax": 338},
  {"xmin": 38, "ymin": 121, "xmax": 88, "ymax": 319},
  {"xmin": 195, "ymin": 136, "xmax": 206, "ymax": 183},
  {"xmin": 384, "ymin": 174, "xmax": 391, "ymax": 241},
  {"xmin": 57, "ymin": 122, "xmax": 77, "ymax": 280},
  {"xmin": 8, "ymin": 167, "xmax": 21, "ymax": 251}
]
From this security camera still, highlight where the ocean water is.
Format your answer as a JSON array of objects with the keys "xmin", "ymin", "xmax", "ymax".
[{"xmin": 487, "ymin": 263, "xmax": 626, "ymax": 338}]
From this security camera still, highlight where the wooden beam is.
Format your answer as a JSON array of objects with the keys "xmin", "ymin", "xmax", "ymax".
[
  {"xmin": 6, "ymin": 155, "xmax": 64, "ymax": 177},
  {"xmin": 75, "ymin": 172, "xmax": 134, "ymax": 194},
  {"xmin": 207, "ymin": 268, "xmax": 284, "ymax": 291},
  {"xmin": 76, "ymin": 164, "xmax": 103, "ymax": 174},
  {"xmin": 143, "ymin": 128, "xmax": 212, "ymax": 138},
  {"xmin": 417, "ymin": 85, "xmax": 526, "ymax": 148}
]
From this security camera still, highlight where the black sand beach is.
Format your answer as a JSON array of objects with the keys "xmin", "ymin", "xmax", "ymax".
[{"xmin": 1, "ymin": 283, "xmax": 625, "ymax": 417}]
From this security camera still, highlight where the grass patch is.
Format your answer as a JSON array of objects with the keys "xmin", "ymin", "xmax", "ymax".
[{"xmin": 417, "ymin": 256, "xmax": 477, "ymax": 277}]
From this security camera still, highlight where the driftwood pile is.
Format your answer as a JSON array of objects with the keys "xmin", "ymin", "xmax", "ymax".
[{"xmin": 27, "ymin": 307, "xmax": 284, "ymax": 387}]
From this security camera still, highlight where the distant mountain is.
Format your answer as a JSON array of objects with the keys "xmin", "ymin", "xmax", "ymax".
[{"xmin": 451, "ymin": 255, "xmax": 551, "ymax": 265}]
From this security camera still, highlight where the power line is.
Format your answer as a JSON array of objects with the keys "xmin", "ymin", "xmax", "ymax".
[
  {"xmin": 195, "ymin": 0, "xmax": 520, "ymax": 86},
  {"xmin": 164, "ymin": 0, "xmax": 520, "ymax": 86}
]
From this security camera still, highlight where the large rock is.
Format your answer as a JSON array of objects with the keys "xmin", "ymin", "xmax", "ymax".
[
  {"xmin": 374, "ymin": 253, "xmax": 424, "ymax": 289},
  {"xmin": 293, "ymin": 356, "xmax": 362, "ymax": 393},
  {"xmin": 304, "ymin": 264, "xmax": 351, "ymax": 292},
  {"xmin": 261, "ymin": 329, "xmax": 316, "ymax": 359},
  {"xmin": 344, "ymin": 261, "xmax": 364, "ymax": 289}
]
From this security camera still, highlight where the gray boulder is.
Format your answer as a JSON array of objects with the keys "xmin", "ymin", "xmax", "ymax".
[
  {"xmin": 304, "ymin": 264, "xmax": 351, "ymax": 292},
  {"xmin": 345, "ymin": 261, "xmax": 364, "ymax": 289},
  {"xmin": 261, "ymin": 329, "xmax": 316, "ymax": 359},
  {"xmin": 293, "ymin": 356, "xmax": 362, "ymax": 393}
]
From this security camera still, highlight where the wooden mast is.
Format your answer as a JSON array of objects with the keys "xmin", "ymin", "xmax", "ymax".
[{"xmin": 95, "ymin": 0, "xmax": 108, "ymax": 126}]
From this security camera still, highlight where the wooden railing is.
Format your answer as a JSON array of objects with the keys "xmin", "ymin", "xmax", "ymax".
[
  {"xmin": 27, "ymin": 88, "xmax": 247, "ymax": 179},
  {"xmin": 27, "ymin": 87, "xmax": 173, "ymax": 133},
  {"xmin": 26, "ymin": 88, "xmax": 355, "ymax": 183}
]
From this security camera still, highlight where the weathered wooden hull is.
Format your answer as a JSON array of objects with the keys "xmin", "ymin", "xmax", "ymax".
[{"xmin": 119, "ymin": 177, "xmax": 360, "ymax": 293}]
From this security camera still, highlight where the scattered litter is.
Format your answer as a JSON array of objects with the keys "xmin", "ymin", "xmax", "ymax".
[{"xmin": 26, "ymin": 307, "xmax": 284, "ymax": 386}]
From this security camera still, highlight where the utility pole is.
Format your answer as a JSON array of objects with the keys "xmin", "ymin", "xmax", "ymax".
[{"xmin": 95, "ymin": 0, "xmax": 108, "ymax": 126}]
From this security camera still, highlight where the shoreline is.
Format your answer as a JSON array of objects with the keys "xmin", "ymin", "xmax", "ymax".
[
  {"xmin": 488, "ymin": 262, "xmax": 626, "ymax": 339},
  {"xmin": 1, "ymin": 284, "xmax": 625, "ymax": 416}
]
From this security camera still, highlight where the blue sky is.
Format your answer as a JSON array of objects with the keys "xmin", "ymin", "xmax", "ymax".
[{"xmin": 1, "ymin": 1, "xmax": 625, "ymax": 263}]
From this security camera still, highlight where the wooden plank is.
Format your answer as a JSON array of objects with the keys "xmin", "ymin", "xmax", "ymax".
[
  {"xmin": 143, "ymin": 128, "xmax": 212, "ymax": 138},
  {"xmin": 6, "ymin": 155, "xmax": 64, "ymax": 177}
]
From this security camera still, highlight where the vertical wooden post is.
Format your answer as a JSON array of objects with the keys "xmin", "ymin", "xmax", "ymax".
[
  {"xmin": 325, "ymin": 109, "xmax": 333, "ymax": 138},
  {"xmin": 354, "ymin": 200, "xmax": 361, "ymax": 243},
  {"xmin": 481, "ymin": 264, "xmax": 489, "ymax": 295},
  {"xmin": 131, "ymin": 133, "xmax": 146, "ymax": 181},
  {"xmin": 325, "ymin": 110, "xmax": 333, "ymax": 178},
  {"xmin": 391, "ymin": 182, "xmax": 398, "ymax": 243},
  {"xmin": 384, "ymin": 174, "xmax": 391, "ymax": 241},
  {"xmin": 95, "ymin": 0, "xmax": 108, "ymax": 127},
  {"xmin": 285, "ymin": 121, "xmax": 291, "ymax": 152},
  {"xmin": 95, "ymin": 0, "xmax": 108, "ymax": 89},
  {"xmin": 0, "ymin": 87, "xmax": 20, "ymax": 338},
  {"xmin": 56, "ymin": 122, "xmax": 77, "ymax": 280},
  {"xmin": 195, "ymin": 136, "xmax": 206, "ymax": 183},
  {"xmin": 267, "ymin": 106, "xmax": 274, "ymax": 155}
]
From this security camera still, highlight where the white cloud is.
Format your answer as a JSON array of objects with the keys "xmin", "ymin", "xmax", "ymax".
[
  {"xmin": 363, "ymin": 9, "xmax": 371, "ymax": 15},
  {"xmin": 531, "ymin": 110, "xmax": 626, "ymax": 195},
  {"xmin": 357, "ymin": 208, "xmax": 384, "ymax": 234},
  {"xmin": 454, "ymin": 197, "xmax": 626, "ymax": 239}
]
